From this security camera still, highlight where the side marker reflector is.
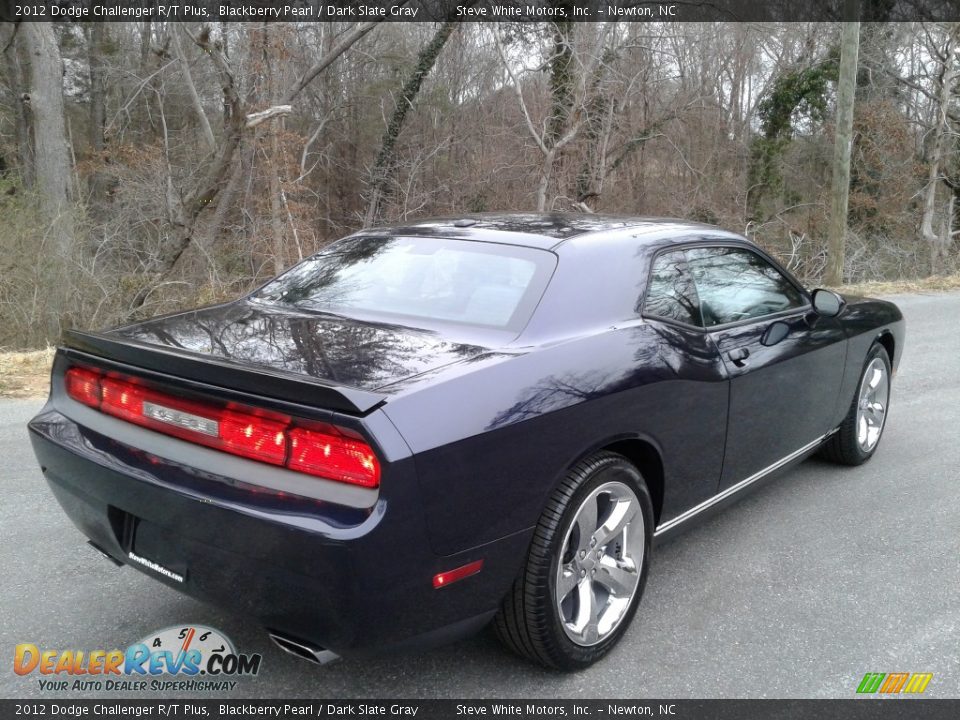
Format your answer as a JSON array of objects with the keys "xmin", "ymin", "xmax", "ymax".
[{"xmin": 433, "ymin": 560, "xmax": 484, "ymax": 589}]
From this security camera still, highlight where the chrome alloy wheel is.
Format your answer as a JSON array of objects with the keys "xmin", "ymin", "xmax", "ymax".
[
  {"xmin": 856, "ymin": 357, "xmax": 889, "ymax": 453},
  {"xmin": 555, "ymin": 481, "xmax": 645, "ymax": 647}
]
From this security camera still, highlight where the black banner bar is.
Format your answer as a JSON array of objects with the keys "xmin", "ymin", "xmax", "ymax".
[
  {"xmin": 2, "ymin": 700, "xmax": 960, "ymax": 719},
  {"xmin": 4, "ymin": 0, "xmax": 960, "ymax": 23}
]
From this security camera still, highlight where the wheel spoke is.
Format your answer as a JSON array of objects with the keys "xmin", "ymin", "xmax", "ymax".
[
  {"xmin": 573, "ymin": 577, "xmax": 595, "ymax": 632},
  {"xmin": 557, "ymin": 564, "xmax": 579, "ymax": 600},
  {"xmin": 582, "ymin": 619, "xmax": 600, "ymax": 645},
  {"xmin": 593, "ymin": 499, "xmax": 637, "ymax": 548},
  {"xmin": 573, "ymin": 578, "xmax": 602, "ymax": 644},
  {"xmin": 868, "ymin": 366, "xmax": 883, "ymax": 390},
  {"xmin": 574, "ymin": 498, "xmax": 598, "ymax": 553},
  {"xmin": 595, "ymin": 556, "xmax": 636, "ymax": 597}
]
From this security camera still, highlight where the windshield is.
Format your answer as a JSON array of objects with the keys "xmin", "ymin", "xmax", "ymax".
[{"xmin": 253, "ymin": 236, "xmax": 556, "ymax": 332}]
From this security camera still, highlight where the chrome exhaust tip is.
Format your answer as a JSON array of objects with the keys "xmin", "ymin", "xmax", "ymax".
[{"xmin": 268, "ymin": 631, "xmax": 340, "ymax": 666}]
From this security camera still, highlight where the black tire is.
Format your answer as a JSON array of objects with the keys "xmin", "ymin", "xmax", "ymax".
[
  {"xmin": 820, "ymin": 343, "xmax": 891, "ymax": 466},
  {"xmin": 494, "ymin": 451, "xmax": 653, "ymax": 670}
]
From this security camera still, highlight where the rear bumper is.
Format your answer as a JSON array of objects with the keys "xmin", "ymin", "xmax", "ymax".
[{"xmin": 28, "ymin": 408, "xmax": 530, "ymax": 657}]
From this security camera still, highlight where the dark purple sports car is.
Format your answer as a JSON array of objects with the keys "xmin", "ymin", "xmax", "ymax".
[{"xmin": 29, "ymin": 214, "xmax": 904, "ymax": 669}]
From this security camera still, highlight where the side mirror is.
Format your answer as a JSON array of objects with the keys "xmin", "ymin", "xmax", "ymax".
[{"xmin": 812, "ymin": 289, "xmax": 844, "ymax": 318}]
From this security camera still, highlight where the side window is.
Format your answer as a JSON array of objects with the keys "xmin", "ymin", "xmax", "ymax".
[
  {"xmin": 685, "ymin": 247, "xmax": 806, "ymax": 327},
  {"xmin": 643, "ymin": 251, "xmax": 702, "ymax": 327}
]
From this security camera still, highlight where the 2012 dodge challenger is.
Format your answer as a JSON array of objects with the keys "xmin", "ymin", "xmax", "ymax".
[{"xmin": 29, "ymin": 214, "xmax": 904, "ymax": 670}]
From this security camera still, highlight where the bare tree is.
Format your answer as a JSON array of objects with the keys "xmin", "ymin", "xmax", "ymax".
[
  {"xmin": 495, "ymin": 22, "xmax": 614, "ymax": 211},
  {"xmin": 2, "ymin": 25, "xmax": 33, "ymax": 187},
  {"xmin": 920, "ymin": 23, "xmax": 960, "ymax": 273},
  {"xmin": 129, "ymin": 21, "xmax": 384, "ymax": 309},
  {"xmin": 87, "ymin": 24, "xmax": 108, "ymax": 153},
  {"xmin": 826, "ymin": 19, "xmax": 860, "ymax": 286},
  {"xmin": 20, "ymin": 22, "xmax": 75, "ymax": 334},
  {"xmin": 171, "ymin": 24, "xmax": 216, "ymax": 154},
  {"xmin": 365, "ymin": 21, "xmax": 458, "ymax": 227}
]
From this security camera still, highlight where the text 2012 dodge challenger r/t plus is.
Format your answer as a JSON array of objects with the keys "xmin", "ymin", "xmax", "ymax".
[{"xmin": 29, "ymin": 214, "xmax": 904, "ymax": 670}]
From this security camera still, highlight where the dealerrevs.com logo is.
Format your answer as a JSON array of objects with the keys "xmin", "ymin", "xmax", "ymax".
[{"xmin": 14, "ymin": 625, "xmax": 261, "ymax": 692}]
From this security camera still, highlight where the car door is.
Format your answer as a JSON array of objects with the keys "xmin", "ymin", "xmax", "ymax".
[
  {"xmin": 684, "ymin": 245, "xmax": 847, "ymax": 490},
  {"xmin": 640, "ymin": 248, "xmax": 730, "ymax": 516}
]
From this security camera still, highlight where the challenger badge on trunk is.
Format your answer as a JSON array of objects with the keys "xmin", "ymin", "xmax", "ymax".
[{"xmin": 142, "ymin": 402, "xmax": 219, "ymax": 437}]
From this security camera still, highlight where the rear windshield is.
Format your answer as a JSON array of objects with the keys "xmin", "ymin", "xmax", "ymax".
[{"xmin": 253, "ymin": 236, "xmax": 556, "ymax": 332}]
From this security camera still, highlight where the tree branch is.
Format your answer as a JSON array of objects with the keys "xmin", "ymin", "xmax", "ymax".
[
  {"xmin": 172, "ymin": 25, "xmax": 216, "ymax": 153},
  {"xmin": 281, "ymin": 22, "xmax": 380, "ymax": 105},
  {"xmin": 245, "ymin": 105, "xmax": 293, "ymax": 128},
  {"xmin": 494, "ymin": 27, "xmax": 549, "ymax": 156}
]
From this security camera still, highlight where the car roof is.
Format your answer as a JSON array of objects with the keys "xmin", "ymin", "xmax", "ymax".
[{"xmin": 354, "ymin": 212, "xmax": 729, "ymax": 250}]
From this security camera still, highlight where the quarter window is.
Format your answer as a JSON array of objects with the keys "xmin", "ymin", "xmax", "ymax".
[
  {"xmin": 644, "ymin": 251, "xmax": 702, "ymax": 327},
  {"xmin": 685, "ymin": 247, "xmax": 806, "ymax": 327}
]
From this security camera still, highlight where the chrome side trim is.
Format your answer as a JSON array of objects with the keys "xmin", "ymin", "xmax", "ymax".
[{"xmin": 653, "ymin": 431, "xmax": 834, "ymax": 537}]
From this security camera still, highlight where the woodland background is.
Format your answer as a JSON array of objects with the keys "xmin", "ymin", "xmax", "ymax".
[{"xmin": 1, "ymin": 19, "xmax": 959, "ymax": 350}]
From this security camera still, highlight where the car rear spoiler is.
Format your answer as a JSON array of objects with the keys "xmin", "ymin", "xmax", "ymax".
[{"xmin": 61, "ymin": 329, "xmax": 388, "ymax": 415}]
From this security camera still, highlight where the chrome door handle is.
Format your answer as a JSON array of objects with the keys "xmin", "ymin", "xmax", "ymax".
[{"xmin": 727, "ymin": 348, "xmax": 750, "ymax": 366}]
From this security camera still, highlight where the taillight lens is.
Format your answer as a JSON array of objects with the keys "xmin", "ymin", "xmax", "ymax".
[
  {"xmin": 100, "ymin": 376, "xmax": 148, "ymax": 425},
  {"xmin": 64, "ymin": 367, "xmax": 101, "ymax": 408},
  {"xmin": 64, "ymin": 366, "xmax": 379, "ymax": 487},
  {"xmin": 219, "ymin": 410, "xmax": 288, "ymax": 466},
  {"xmin": 288, "ymin": 427, "xmax": 381, "ymax": 489}
]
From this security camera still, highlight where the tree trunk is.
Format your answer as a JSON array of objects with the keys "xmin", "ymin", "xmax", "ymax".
[
  {"xmin": 88, "ymin": 24, "xmax": 107, "ymax": 152},
  {"xmin": 202, "ymin": 139, "xmax": 251, "ymax": 255},
  {"xmin": 538, "ymin": 17, "xmax": 575, "ymax": 211},
  {"xmin": 22, "ymin": 22, "xmax": 75, "ymax": 337},
  {"xmin": 269, "ymin": 139, "xmax": 286, "ymax": 274},
  {"xmin": 920, "ymin": 25, "xmax": 960, "ymax": 274},
  {"xmin": 364, "ymin": 21, "xmax": 457, "ymax": 227},
  {"xmin": 263, "ymin": 24, "xmax": 287, "ymax": 275},
  {"xmin": 547, "ymin": 18, "xmax": 575, "ymax": 147},
  {"xmin": 172, "ymin": 25, "xmax": 216, "ymax": 154},
  {"xmin": 86, "ymin": 23, "xmax": 112, "ymax": 204},
  {"xmin": 536, "ymin": 151, "xmax": 554, "ymax": 213},
  {"xmin": 825, "ymin": 19, "xmax": 860, "ymax": 286},
  {"xmin": 138, "ymin": 19, "xmax": 152, "ymax": 74},
  {"xmin": 2, "ymin": 25, "xmax": 34, "ymax": 187}
]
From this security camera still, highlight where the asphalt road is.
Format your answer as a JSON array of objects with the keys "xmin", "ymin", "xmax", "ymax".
[{"xmin": 2, "ymin": 293, "xmax": 958, "ymax": 700}]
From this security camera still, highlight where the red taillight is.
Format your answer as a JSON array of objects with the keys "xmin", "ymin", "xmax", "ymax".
[
  {"xmin": 100, "ymin": 376, "xmax": 147, "ymax": 424},
  {"xmin": 288, "ymin": 427, "xmax": 381, "ymax": 489},
  {"xmin": 65, "ymin": 367, "xmax": 101, "ymax": 408},
  {"xmin": 433, "ymin": 560, "xmax": 484, "ymax": 589},
  {"xmin": 218, "ymin": 410, "xmax": 288, "ymax": 466},
  {"xmin": 63, "ymin": 366, "xmax": 379, "ymax": 488}
]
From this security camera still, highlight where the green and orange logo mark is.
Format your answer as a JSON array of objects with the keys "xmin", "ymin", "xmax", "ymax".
[{"xmin": 857, "ymin": 672, "xmax": 933, "ymax": 694}]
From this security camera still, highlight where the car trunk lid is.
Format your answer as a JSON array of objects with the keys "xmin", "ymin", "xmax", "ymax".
[{"xmin": 65, "ymin": 301, "xmax": 488, "ymax": 414}]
